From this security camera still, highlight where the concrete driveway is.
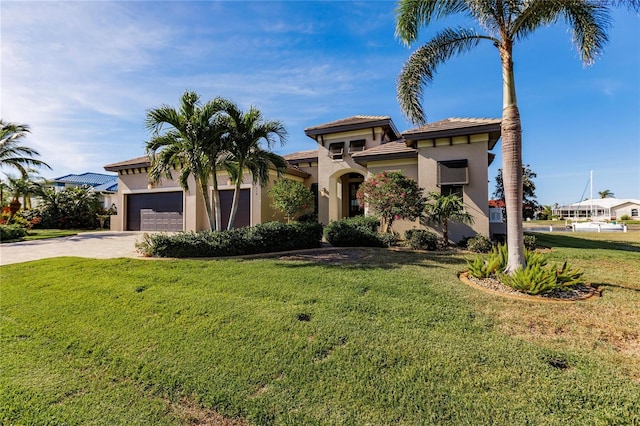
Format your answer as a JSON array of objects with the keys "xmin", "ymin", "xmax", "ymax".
[{"xmin": 0, "ymin": 232, "xmax": 146, "ymax": 266}]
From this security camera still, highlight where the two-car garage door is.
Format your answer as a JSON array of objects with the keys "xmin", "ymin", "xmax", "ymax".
[
  {"xmin": 126, "ymin": 192, "xmax": 183, "ymax": 231},
  {"xmin": 126, "ymin": 189, "xmax": 251, "ymax": 231}
]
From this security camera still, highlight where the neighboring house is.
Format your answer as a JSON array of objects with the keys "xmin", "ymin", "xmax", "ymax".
[
  {"xmin": 488, "ymin": 199, "xmax": 506, "ymax": 236},
  {"xmin": 44, "ymin": 172, "xmax": 118, "ymax": 209},
  {"xmin": 105, "ymin": 115, "xmax": 501, "ymax": 242},
  {"xmin": 553, "ymin": 198, "xmax": 640, "ymax": 221}
]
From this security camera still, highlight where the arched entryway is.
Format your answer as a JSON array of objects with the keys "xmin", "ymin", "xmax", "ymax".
[{"xmin": 340, "ymin": 172, "xmax": 365, "ymax": 218}]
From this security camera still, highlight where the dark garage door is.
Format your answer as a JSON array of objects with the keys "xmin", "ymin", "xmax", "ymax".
[
  {"xmin": 126, "ymin": 192, "xmax": 183, "ymax": 231},
  {"xmin": 219, "ymin": 189, "xmax": 250, "ymax": 229}
]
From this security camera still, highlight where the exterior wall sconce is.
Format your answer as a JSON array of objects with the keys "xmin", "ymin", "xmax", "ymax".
[
  {"xmin": 320, "ymin": 187, "xmax": 329, "ymax": 197},
  {"xmin": 147, "ymin": 182, "xmax": 155, "ymax": 190}
]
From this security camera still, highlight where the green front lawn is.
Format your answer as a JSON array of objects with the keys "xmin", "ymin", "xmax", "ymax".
[
  {"xmin": 1, "ymin": 229, "xmax": 99, "ymax": 243},
  {"xmin": 1, "ymin": 235, "xmax": 639, "ymax": 424}
]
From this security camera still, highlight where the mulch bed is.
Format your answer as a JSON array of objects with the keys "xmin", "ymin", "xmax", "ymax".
[{"xmin": 460, "ymin": 272, "xmax": 599, "ymax": 302}]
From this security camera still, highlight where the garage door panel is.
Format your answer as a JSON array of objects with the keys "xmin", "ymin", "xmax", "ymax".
[
  {"xmin": 127, "ymin": 192, "xmax": 183, "ymax": 231},
  {"xmin": 219, "ymin": 189, "xmax": 250, "ymax": 229}
]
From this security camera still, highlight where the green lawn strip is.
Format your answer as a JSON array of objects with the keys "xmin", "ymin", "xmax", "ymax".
[
  {"xmin": 2, "ymin": 254, "xmax": 639, "ymax": 424},
  {"xmin": 530, "ymin": 232, "xmax": 640, "ymax": 291},
  {"xmin": 0, "ymin": 229, "xmax": 97, "ymax": 243}
]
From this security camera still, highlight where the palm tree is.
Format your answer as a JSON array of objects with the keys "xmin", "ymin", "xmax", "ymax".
[
  {"xmin": 218, "ymin": 101, "xmax": 288, "ymax": 230},
  {"xmin": 598, "ymin": 189, "xmax": 614, "ymax": 199},
  {"xmin": 395, "ymin": 0, "xmax": 610, "ymax": 272},
  {"xmin": 145, "ymin": 91, "xmax": 228, "ymax": 231},
  {"xmin": 423, "ymin": 191, "xmax": 474, "ymax": 246},
  {"xmin": 5, "ymin": 174, "xmax": 42, "ymax": 211},
  {"xmin": 0, "ymin": 120, "xmax": 51, "ymax": 177}
]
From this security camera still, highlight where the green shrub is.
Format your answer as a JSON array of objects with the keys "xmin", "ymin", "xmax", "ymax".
[
  {"xmin": 467, "ymin": 244, "xmax": 508, "ymax": 278},
  {"xmin": 620, "ymin": 214, "xmax": 631, "ymax": 221},
  {"xmin": 0, "ymin": 224, "xmax": 27, "ymax": 241},
  {"xmin": 524, "ymin": 235, "xmax": 537, "ymax": 250},
  {"xmin": 379, "ymin": 232, "xmax": 399, "ymax": 247},
  {"xmin": 136, "ymin": 222, "xmax": 323, "ymax": 258},
  {"xmin": 324, "ymin": 217, "xmax": 385, "ymax": 247},
  {"xmin": 500, "ymin": 262, "xmax": 559, "ymax": 295},
  {"xmin": 405, "ymin": 229, "xmax": 439, "ymax": 250},
  {"xmin": 344, "ymin": 216, "xmax": 381, "ymax": 233},
  {"xmin": 465, "ymin": 234, "xmax": 493, "ymax": 253},
  {"xmin": 467, "ymin": 244, "xmax": 585, "ymax": 295}
]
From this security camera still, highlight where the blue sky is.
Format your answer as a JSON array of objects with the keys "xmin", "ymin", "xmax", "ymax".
[{"xmin": 1, "ymin": 1, "xmax": 638, "ymax": 206}]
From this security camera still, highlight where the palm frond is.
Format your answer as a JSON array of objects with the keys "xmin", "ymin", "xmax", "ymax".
[
  {"xmin": 513, "ymin": 0, "xmax": 610, "ymax": 65},
  {"xmin": 397, "ymin": 27, "xmax": 492, "ymax": 124},
  {"xmin": 395, "ymin": 0, "xmax": 469, "ymax": 45}
]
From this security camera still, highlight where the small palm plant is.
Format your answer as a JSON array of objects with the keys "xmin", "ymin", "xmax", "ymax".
[{"xmin": 423, "ymin": 192, "xmax": 473, "ymax": 246}]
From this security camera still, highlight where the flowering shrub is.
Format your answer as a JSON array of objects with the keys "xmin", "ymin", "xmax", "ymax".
[{"xmin": 356, "ymin": 171, "xmax": 426, "ymax": 233}]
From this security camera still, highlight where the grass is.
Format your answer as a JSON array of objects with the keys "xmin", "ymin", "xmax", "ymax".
[
  {"xmin": 1, "ymin": 234, "xmax": 639, "ymax": 425},
  {"xmin": 1, "ymin": 228, "xmax": 99, "ymax": 243},
  {"xmin": 23, "ymin": 229, "xmax": 85, "ymax": 240}
]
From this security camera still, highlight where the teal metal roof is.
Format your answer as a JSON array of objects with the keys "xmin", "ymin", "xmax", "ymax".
[{"xmin": 51, "ymin": 172, "xmax": 117, "ymax": 192}]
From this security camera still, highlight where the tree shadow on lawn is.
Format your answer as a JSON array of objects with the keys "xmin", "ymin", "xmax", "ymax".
[
  {"xmin": 271, "ymin": 247, "xmax": 469, "ymax": 271},
  {"xmin": 531, "ymin": 233, "xmax": 640, "ymax": 252},
  {"xmin": 592, "ymin": 281, "xmax": 640, "ymax": 293}
]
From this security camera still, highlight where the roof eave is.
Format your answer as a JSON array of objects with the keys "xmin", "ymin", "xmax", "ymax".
[
  {"xmin": 403, "ymin": 123, "xmax": 502, "ymax": 142},
  {"xmin": 304, "ymin": 119, "xmax": 400, "ymax": 140},
  {"xmin": 352, "ymin": 151, "xmax": 417, "ymax": 165}
]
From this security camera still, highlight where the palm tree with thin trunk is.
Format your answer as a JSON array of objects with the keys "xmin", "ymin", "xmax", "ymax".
[
  {"xmin": 395, "ymin": 0, "xmax": 610, "ymax": 272},
  {"xmin": 145, "ymin": 91, "xmax": 228, "ymax": 231},
  {"xmin": 219, "ymin": 101, "xmax": 288, "ymax": 230},
  {"xmin": 1, "ymin": 120, "xmax": 51, "ymax": 177},
  {"xmin": 423, "ymin": 191, "xmax": 474, "ymax": 246}
]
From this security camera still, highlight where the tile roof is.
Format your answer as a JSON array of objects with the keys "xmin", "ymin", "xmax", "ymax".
[
  {"xmin": 283, "ymin": 150, "xmax": 318, "ymax": 162},
  {"xmin": 350, "ymin": 141, "xmax": 417, "ymax": 164},
  {"xmin": 402, "ymin": 118, "xmax": 501, "ymax": 150},
  {"xmin": 403, "ymin": 118, "xmax": 501, "ymax": 136},
  {"xmin": 304, "ymin": 115, "xmax": 400, "ymax": 139},
  {"xmin": 104, "ymin": 155, "xmax": 310, "ymax": 178},
  {"xmin": 104, "ymin": 156, "xmax": 150, "ymax": 171},
  {"xmin": 305, "ymin": 115, "xmax": 391, "ymax": 132}
]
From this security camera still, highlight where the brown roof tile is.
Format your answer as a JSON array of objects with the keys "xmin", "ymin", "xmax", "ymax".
[
  {"xmin": 402, "ymin": 117, "xmax": 501, "ymax": 149},
  {"xmin": 304, "ymin": 115, "xmax": 400, "ymax": 139},
  {"xmin": 350, "ymin": 141, "xmax": 417, "ymax": 164},
  {"xmin": 105, "ymin": 154, "xmax": 310, "ymax": 178},
  {"xmin": 403, "ymin": 117, "xmax": 500, "ymax": 135},
  {"xmin": 104, "ymin": 156, "xmax": 150, "ymax": 171},
  {"xmin": 283, "ymin": 150, "xmax": 318, "ymax": 162}
]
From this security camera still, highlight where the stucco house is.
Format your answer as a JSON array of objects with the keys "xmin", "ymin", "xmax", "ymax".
[
  {"xmin": 43, "ymin": 172, "xmax": 118, "ymax": 209},
  {"xmin": 553, "ymin": 198, "xmax": 640, "ymax": 221},
  {"xmin": 104, "ymin": 115, "xmax": 501, "ymax": 242}
]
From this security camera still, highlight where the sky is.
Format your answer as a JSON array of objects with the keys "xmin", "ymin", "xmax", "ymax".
[{"xmin": 1, "ymin": 1, "xmax": 639, "ymax": 206}]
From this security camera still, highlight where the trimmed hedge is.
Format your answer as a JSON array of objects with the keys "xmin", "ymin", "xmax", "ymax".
[
  {"xmin": 0, "ymin": 224, "xmax": 27, "ymax": 242},
  {"xmin": 323, "ymin": 217, "xmax": 386, "ymax": 247},
  {"xmin": 136, "ymin": 222, "xmax": 323, "ymax": 258}
]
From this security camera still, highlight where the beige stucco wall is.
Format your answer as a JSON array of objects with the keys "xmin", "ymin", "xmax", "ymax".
[
  {"xmin": 362, "ymin": 159, "xmax": 421, "ymax": 236},
  {"xmin": 415, "ymin": 134, "xmax": 491, "ymax": 242},
  {"xmin": 314, "ymin": 128, "xmax": 390, "ymax": 224},
  {"xmin": 111, "ymin": 170, "xmax": 192, "ymax": 231}
]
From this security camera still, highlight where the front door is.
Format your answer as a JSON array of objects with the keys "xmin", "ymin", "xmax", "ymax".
[{"xmin": 348, "ymin": 181, "xmax": 364, "ymax": 217}]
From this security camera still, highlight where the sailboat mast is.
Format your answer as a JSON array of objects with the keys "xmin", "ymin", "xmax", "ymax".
[{"xmin": 590, "ymin": 170, "xmax": 593, "ymax": 217}]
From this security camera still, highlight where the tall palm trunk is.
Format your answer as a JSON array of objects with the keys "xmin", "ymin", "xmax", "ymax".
[
  {"xmin": 500, "ymin": 42, "xmax": 525, "ymax": 272},
  {"xmin": 211, "ymin": 171, "xmax": 222, "ymax": 231},
  {"xmin": 197, "ymin": 176, "xmax": 216, "ymax": 231},
  {"xmin": 227, "ymin": 179, "xmax": 242, "ymax": 230}
]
